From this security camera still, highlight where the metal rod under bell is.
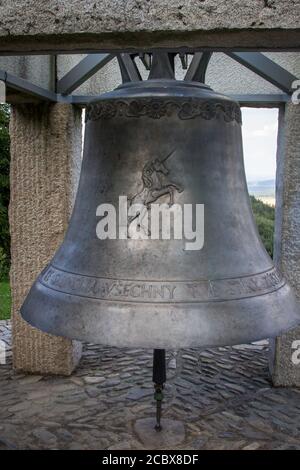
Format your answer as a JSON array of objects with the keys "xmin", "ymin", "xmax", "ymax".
[{"xmin": 152, "ymin": 349, "xmax": 166, "ymax": 432}]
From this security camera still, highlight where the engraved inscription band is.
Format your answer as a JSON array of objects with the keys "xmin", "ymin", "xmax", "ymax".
[
  {"xmin": 86, "ymin": 99, "xmax": 242, "ymax": 124},
  {"xmin": 40, "ymin": 265, "xmax": 285, "ymax": 303}
]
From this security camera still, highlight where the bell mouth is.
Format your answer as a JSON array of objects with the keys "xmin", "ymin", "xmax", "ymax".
[{"xmin": 21, "ymin": 277, "xmax": 300, "ymax": 350}]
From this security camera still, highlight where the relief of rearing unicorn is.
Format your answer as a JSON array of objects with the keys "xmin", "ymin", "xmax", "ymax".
[
  {"xmin": 130, "ymin": 150, "xmax": 183, "ymax": 209},
  {"xmin": 128, "ymin": 150, "xmax": 184, "ymax": 234}
]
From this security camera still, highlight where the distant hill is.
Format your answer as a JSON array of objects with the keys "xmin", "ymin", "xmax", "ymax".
[{"xmin": 247, "ymin": 179, "xmax": 275, "ymax": 197}]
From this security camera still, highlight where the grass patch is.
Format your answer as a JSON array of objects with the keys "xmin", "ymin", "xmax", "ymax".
[{"xmin": 0, "ymin": 279, "xmax": 11, "ymax": 320}]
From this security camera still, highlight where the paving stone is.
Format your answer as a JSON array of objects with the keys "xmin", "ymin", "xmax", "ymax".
[
  {"xmin": 222, "ymin": 382, "xmax": 246, "ymax": 393},
  {"xmin": 84, "ymin": 376, "xmax": 106, "ymax": 384},
  {"xmin": 168, "ymin": 358, "xmax": 177, "ymax": 369},
  {"xmin": 32, "ymin": 428, "xmax": 57, "ymax": 444},
  {"xmin": 7, "ymin": 401, "xmax": 32, "ymax": 413},
  {"xmin": 126, "ymin": 387, "xmax": 153, "ymax": 401},
  {"xmin": 85, "ymin": 387, "xmax": 102, "ymax": 398},
  {"xmin": 56, "ymin": 428, "xmax": 74, "ymax": 441},
  {"xmin": 18, "ymin": 375, "xmax": 43, "ymax": 385},
  {"xmin": 108, "ymin": 440, "xmax": 134, "ymax": 450},
  {"xmin": 101, "ymin": 378, "xmax": 121, "ymax": 387},
  {"xmin": 69, "ymin": 377, "xmax": 85, "ymax": 386},
  {"xmin": 242, "ymin": 442, "xmax": 261, "ymax": 450}
]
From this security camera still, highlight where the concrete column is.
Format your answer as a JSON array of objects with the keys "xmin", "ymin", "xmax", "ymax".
[
  {"xmin": 9, "ymin": 103, "xmax": 82, "ymax": 375},
  {"xmin": 269, "ymin": 102, "xmax": 300, "ymax": 386}
]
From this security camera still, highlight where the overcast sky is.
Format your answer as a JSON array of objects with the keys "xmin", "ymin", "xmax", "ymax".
[{"xmin": 241, "ymin": 107, "xmax": 278, "ymax": 182}]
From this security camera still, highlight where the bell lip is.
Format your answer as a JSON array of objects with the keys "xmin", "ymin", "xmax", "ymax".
[{"xmin": 21, "ymin": 279, "xmax": 300, "ymax": 350}]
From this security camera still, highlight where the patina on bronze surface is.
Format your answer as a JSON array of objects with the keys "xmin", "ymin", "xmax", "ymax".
[{"xmin": 21, "ymin": 62, "xmax": 300, "ymax": 349}]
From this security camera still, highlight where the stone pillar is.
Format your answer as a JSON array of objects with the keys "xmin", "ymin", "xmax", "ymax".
[
  {"xmin": 9, "ymin": 103, "xmax": 82, "ymax": 375},
  {"xmin": 269, "ymin": 102, "xmax": 300, "ymax": 387}
]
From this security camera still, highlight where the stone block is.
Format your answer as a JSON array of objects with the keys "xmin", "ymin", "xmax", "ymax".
[
  {"xmin": 0, "ymin": 1, "xmax": 299, "ymax": 52},
  {"xmin": 9, "ymin": 103, "xmax": 82, "ymax": 375},
  {"xmin": 270, "ymin": 103, "xmax": 300, "ymax": 387}
]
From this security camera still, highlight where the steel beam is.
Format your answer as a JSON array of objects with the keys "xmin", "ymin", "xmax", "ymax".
[
  {"xmin": 231, "ymin": 93, "xmax": 289, "ymax": 107},
  {"xmin": 0, "ymin": 69, "xmax": 57, "ymax": 102},
  {"xmin": 57, "ymin": 53, "xmax": 114, "ymax": 95},
  {"xmin": 184, "ymin": 52, "xmax": 212, "ymax": 83},
  {"xmin": 227, "ymin": 52, "xmax": 298, "ymax": 94},
  {"xmin": 60, "ymin": 93, "xmax": 289, "ymax": 107},
  {"xmin": 0, "ymin": 60, "xmax": 291, "ymax": 108},
  {"xmin": 117, "ymin": 54, "xmax": 142, "ymax": 83}
]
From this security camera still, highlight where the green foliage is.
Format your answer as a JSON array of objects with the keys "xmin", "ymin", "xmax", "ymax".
[
  {"xmin": 0, "ymin": 246, "xmax": 8, "ymax": 280},
  {"xmin": 0, "ymin": 280, "xmax": 10, "ymax": 320},
  {"xmin": 0, "ymin": 104, "xmax": 10, "ymax": 280},
  {"xmin": 250, "ymin": 195, "xmax": 275, "ymax": 258}
]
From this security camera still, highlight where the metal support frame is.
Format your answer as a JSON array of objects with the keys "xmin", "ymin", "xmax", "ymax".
[
  {"xmin": 227, "ymin": 52, "xmax": 298, "ymax": 94},
  {"xmin": 230, "ymin": 94, "xmax": 290, "ymax": 107},
  {"xmin": 117, "ymin": 54, "xmax": 142, "ymax": 83},
  {"xmin": 184, "ymin": 52, "xmax": 212, "ymax": 83},
  {"xmin": 0, "ymin": 69, "xmax": 57, "ymax": 102},
  {"xmin": 0, "ymin": 51, "xmax": 298, "ymax": 107},
  {"xmin": 64, "ymin": 93, "xmax": 290, "ymax": 107},
  {"xmin": 56, "ymin": 53, "xmax": 114, "ymax": 95}
]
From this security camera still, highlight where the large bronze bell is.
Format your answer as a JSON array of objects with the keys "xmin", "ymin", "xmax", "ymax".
[{"xmin": 21, "ymin": 53, "xmax": 300, "ymax": 350}]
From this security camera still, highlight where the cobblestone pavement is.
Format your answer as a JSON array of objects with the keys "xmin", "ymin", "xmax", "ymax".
[{"xmin": 0, "ymin": 320, "xmax": 300, "ymax": 450}]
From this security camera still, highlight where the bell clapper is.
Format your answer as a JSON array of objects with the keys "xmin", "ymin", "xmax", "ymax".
[
  {"xmin": 152, "ymin": 349, "xmax": 166, "ymax": 432},
  {"xmin": 154, "ymin": 382, "xmax": 164, "ymax": 432}
]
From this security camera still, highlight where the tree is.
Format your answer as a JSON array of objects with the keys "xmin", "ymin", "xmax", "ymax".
[
  {"xmin": 250, "ymin": 195, "xmax": 275, "ymax": 258},
  {"xmin": 0, "ymin": 104, "xmax": 10, "ymax": 280}
]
